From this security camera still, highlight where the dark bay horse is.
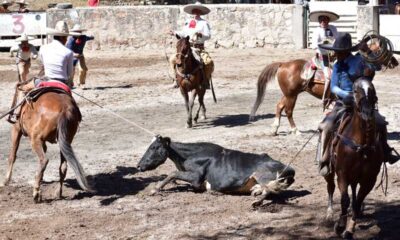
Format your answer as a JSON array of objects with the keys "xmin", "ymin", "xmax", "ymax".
[
  {"xmin": 249, "ymin": 59, "xmax": 326, "ymax": 135},
  {"xmin": 175, "ymin": 36, "xmax": 207, "ymax": 128},
  {"xmin": 325, "ymin": 79, "xmax": 383, "ymax": 239},
  {"xmin": 2, "ymin": 89, "xmax": 93, "ymax": 202}
]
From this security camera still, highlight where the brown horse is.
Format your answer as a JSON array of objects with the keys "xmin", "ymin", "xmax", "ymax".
[
  {"xmin": 249, "ymin": 59, "xmax": 326, "ymax": 135},
  {"xmin": 325, "ymin": 78, "xmax": 383, "ymax": 239},
  {"xmin": 2, "ymin": 89, "xmax": 93, "ymax": 202},
  {"xmin": 175, "ymin": 36, "xmax": 207, "ymax": 128}
]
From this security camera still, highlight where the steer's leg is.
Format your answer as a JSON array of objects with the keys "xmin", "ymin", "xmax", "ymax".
[{"xmin": 151, "ymin": 171, "xmax": 203, "ymax": 195}]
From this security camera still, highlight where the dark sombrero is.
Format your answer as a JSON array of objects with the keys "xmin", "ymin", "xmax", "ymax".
[{"xmin": 319, "ymin": 32, "xmax": 359, "ymax": 52}]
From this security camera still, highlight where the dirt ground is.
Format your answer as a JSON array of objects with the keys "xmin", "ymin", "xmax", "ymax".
[{"xmin": 0, "ymin": 47, "xmax": 399, "ymax": 240}]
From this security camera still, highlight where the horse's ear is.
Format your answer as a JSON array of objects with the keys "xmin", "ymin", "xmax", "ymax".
[
  {"xmin": 175, "ymin": 34, "xmax": 181, "ymax": 40},
  {"xmin": 163, "ymin": 137, "xmax": 171, "ymax": 146},
  {"xmin": 185, "ymin": 36, "xmax": 190, "ymax": 42}
]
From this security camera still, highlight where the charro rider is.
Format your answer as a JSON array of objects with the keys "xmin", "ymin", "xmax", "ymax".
[
  {"xmin": 66, "ymin": 24, "xmax": 95, "ymax": 88},
  {"xmin": 16, "ymin": 0, "xmax": 29, "ymax": 13},
  {"xmin": 0, "ymin": 0, "xmax": 12, "ymax": 13},
  {"xmin": 10, "ymin": 33, "xmax": 38, "ymax": 82},
  {"xmin": 168, "ymin": 1, "xmax": 214, "ymax": 89},
  {"xmin": 317, "ymin": 32, "xmax": 400, "ymax": 176},
  {"xmin": 310, "ymin": 10, "xmax": 339, "ymax": 105}
]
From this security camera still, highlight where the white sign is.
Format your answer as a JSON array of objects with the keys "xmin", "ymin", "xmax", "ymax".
[
  {"xmin": 380, "ymin": 15, "xmax": 400, "ymax": 51},
  {"xmin": 0, "ymin": 12, "xmax": 46, "ymax": 37}
]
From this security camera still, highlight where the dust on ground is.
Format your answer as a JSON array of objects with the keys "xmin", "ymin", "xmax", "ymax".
[{"xmin": 0, "ymin": 48, "xmax": 399, "ymax": 239}]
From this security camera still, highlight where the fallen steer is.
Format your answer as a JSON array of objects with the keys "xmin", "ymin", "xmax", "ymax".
[{"xmin": 137, "ymin": 135, "xmax": 295, "ymax": 206}]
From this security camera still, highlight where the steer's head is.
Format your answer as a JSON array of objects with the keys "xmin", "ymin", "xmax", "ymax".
[{"xmin": 137, "ymin": 135, "xmax": 171, "ymax": 172}]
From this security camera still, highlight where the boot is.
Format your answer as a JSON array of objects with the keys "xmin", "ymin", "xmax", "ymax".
[
  {"xmin": 317, "ymin": 131, "xmax": 331, "ymax": 177},
  {"xmin": 383, "ymin": 143, "xmax": 400, "ymax": 164}
]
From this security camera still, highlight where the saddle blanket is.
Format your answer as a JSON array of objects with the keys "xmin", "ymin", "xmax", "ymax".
[
  {"xmin": 301, "ymin": 56, "xmax": 329, "ymax": 83},
  {"xmin": 37, "ymin": 80, "xmax": 71, "ymax": 94}
]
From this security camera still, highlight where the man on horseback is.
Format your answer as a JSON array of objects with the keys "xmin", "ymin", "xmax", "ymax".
[
  {"xmin": 8, "ymin": 21, "xmax": 79, "ymax": 123},
  {"xmin": 310, "ymin": 11, "xmax": 339, "ymax": 106},
  {"xmin": 317, "ymin": 32, "xmax": 400, "ymax": 176},
  {"xmin": 168, "ymin": 1, "xmax": 214, "ymax": 89}
]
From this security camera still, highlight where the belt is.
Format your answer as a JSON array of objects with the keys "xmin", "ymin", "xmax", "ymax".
[
  {"xmin": 191, "ymin": 43, "xmax": 204, "ymax": 49},
  {"xmin": 51, "ymin": 78, "xmax": 67, "ymax": 83}
]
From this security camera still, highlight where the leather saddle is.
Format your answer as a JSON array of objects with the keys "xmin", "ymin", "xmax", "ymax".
[{"xmin": 301, "ymin": 56, "xmax": 330, "ymax": 85}]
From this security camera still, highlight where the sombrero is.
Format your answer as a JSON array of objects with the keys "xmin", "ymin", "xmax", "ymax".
[
  {"xmin": 1, "ymin": 0, "xmax": 13, "ymax": 6},
  {"xmin": 46, "ymin": 21, "xmax": 81, "ymax": 37},
  {"xmin": 319, "ymin": 32, "xmax": 359, "ymax": 52},
  {"xmin": 16, "ymin": 33, "xmax": 35, "ymax": 42},
  {"xmin": 70, "ymin": 24, "xmax": 87, "ymax": 33},
  {"xmin": 183, "ymin": 1, "xmax": 210, "ymax": 15},
  {"xmin": 15, "ymin": 0, "xmax": 29, "ymax": 5},
  {"xmin": 309, "ymin": 11, "xmax": 339, "ymax": 22}
]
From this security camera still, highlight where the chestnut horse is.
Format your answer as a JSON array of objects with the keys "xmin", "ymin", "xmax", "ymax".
[
  {"xmin": 2, "ymin": 89, "xmax": 93, "ymax": 202},
  {"xmin": 175, "ymin": 36, "xmax": 207, "ymax": 128},
  {"xmin": 325, "ymin": 78, "xmax": 383, "ymax": 239},
  {"xmin": 249, "ymin": 59, "xmax": 326, "ymax": 135}
]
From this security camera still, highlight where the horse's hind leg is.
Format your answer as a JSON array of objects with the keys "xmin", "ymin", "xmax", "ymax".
[
  {"xmin": 284, "ymin": 95, "xmax": 299, "ymax": 135},
  {"xmin": 31, "ymin": 138, "xmax": 49, "ymax": 203},
  {"xmin": 270, "ymin": 96, "xmax": 286, "ymax": 135},
  {"xmin": 194, "ymin": 90, "xmax": 206, "ymax": 123},
  {"xmin": 55, "ymin": 152, "xmax": 67, "ymax": 199},
  {"xmin": 325, "ymin": 172, "xmax": 335, "ymax": 221},
  {"xmin": 186, "ymin": 90, "xmax": 197, "ymax": 128},
  {"xmin": 2, "ymin": 125, "xmax": 23, "ymax": 186}
]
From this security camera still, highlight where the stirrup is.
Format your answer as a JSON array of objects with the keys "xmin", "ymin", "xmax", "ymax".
[{"xmin": 6, "ymin": 115, "xmax": 17, "ymax": 124}]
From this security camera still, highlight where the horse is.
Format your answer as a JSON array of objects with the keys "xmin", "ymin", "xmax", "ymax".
[
  {"xmin": 324, "ymin": 78, "xmax": 384, "ymax": 239},
  {"xmin": 249, "ymin": 59, "xmax": 326, "ymax": 135},
  {"xmin": 2, "ymin": 88, "xmax": 93, "ymax": 202},
  {"xmin": 395, "ymin": 2, "xmax": 400, "ymax": 14},
  {"xmin": 250, "ymin": 47, "xmax": 398, "ymax": 136},
  {"xmin": 175, "ymin": 36, "xmax": 207, "ymax": 128}
]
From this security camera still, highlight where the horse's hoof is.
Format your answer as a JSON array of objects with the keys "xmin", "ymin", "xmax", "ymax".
[
  {"xmin": 326, "ymin": 209, "xmax": 334, "ymax": 221},
  {"xmin": 149, "ymin": 188, "xmax": 159, "ymax": 196},
  {"xmin": 342, "ymin": 231, "xmax": 354, "ymax": 240},
  {"xmin": 33, "ymin": 193, "xmax": 42, "ymax": 203},
  {"xmin": 290, "ymin": 128, "xmax": 301, "ymax": 135},
  {"xmin": 267, "ymin": 130, "xmax": 278, "ymax": 136},
  {"xmin": 185, "ymin": 123, "xmax": 192, "ymax": 128},
  {"xmin": 334, "ymin": 222, "xmax": 345, "ymax": 236},
  {"xmin": 201, "ymin": 115, "xmax": 206, "ymax": 120},
  {"xmin": 54, "ymin": 189, "xmax": 63, "ymax": 199}
]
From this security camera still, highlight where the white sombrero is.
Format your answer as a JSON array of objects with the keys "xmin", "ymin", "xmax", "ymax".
[
  {"xmin": 70, "ymin": 24, "xmax": 87, "ymax": 33},
  {"xmin": 46, "ymin": 21, "xmax": 81, "ymax": 36},
  {"xmin": 16, "ymin": 33, "xmax": 35, "ymax": 42},
  {"xmin": 309, "ymin": 11, "xmax": 339, "ymax": 22},
  {"xmin": 15, "ymin": 0, "xmax": 29, "ymax": 5},
  {"xmin": 1, "ymin": 0, "xmax": 13, "ymax": 6},
  {"xmin": 183, "ymin": 1, "xmax": 210, "ymax": 16}
]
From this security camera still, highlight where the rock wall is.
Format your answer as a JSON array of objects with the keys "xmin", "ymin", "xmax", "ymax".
[
  {"xmin": 356, "ymin": 6, "xmax": 379, "ymax": 41},
  {"xmin": 47, "ymin": 4, "xmax": 305, "ymax": 50}
]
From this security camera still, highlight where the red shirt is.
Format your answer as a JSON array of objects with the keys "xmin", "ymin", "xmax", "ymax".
[{"xmin": 88, "ymin": 0, "xmax": 99, "ymax": 6}]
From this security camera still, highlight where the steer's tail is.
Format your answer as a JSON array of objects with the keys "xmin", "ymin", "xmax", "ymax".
[
  {"xmin": 249, "ymin": 62, "xmax": 281, "ymax": 121},
  {"xmin": 58, "ymin": 110, "xmax": 93, "ymax": 192}
]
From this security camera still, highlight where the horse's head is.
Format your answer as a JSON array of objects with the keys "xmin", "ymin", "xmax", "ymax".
[
  {"xmin": 353, "ymin": 78, "xmax": 377, "ymax": 121},
  {"xmin": 176, "ymin": 36, "xmax": 191, "ymax": 66},
  {"xmin": 137, "ymin": 135, "xmax": 171, "ymax": 172}
]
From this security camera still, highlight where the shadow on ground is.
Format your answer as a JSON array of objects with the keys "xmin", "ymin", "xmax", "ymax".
[
  {"xmin": 65, "ymin": 166, "xmax": 163, "ymax": 205},
  {"xmin": 199, "ymin": 113, "xmax": 274, "ymax": 128}
]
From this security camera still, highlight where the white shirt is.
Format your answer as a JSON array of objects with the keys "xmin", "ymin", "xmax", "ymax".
[
  {"xmin": 175, "ymin": 17, "xmax": 211, "ymax": 44},
  {"xmin": 10, "ymin": 43, "xmax": 38, "ymax": 62},
  {"xmin": 311, "ymin": 25, "xmax": 338, "ymax": 54},
  {"xmin": 39, "ymin": 40, "xmax": 74, "ymax": 81}
]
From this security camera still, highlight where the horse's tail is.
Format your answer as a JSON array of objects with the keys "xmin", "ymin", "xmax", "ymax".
[
  {"xmin": 58, "ymin": 105, "xmax": 93, "ymax": 192},
  {"xmin": 249, "ymin": 62, "xmax": 281, "ymax": 121}
]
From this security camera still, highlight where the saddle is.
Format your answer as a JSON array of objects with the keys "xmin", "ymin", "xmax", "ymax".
[{"xmin": 301, "ymin": 56, "xmax": 329, "ymax": 85}]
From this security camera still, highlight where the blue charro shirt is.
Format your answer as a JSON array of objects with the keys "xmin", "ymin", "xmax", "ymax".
[
  {"xmin": 330, "ymin": 53, "xmax": 378, "ymax": 99},
  {"xmin": 66, "ymin": 35, "xmax": 95, "ymax": 66}
]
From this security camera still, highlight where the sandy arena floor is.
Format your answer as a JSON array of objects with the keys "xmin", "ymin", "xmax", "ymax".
[{"xmin": 0, "ymin": 48, "xmax": 399, "ymax": 239}]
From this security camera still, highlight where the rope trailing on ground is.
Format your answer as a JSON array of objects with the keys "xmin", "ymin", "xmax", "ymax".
[{"xmin": 72, "ymin": 90, "xmax": 156, "ymax": 136}]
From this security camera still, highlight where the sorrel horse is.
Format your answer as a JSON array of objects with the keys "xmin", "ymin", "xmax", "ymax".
[
  {"xmin": 324, "ymin": 78, "xmax": 383, "ymax": 239},
  {"xmin": 175, "ymin": 36, "xmax": 206, "ymax": 128},
  {"xmin": 2, "ymin": 89, "xmax": 93, "ymax": 202},
  {"xmin": 249, "ymin": 59, "xmax": 326, "ymax": 135}
]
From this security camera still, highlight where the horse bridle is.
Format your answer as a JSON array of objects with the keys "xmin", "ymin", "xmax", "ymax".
[{"xmin": 175, "ymin": 50, "xmax": 202, "ymax": 81}]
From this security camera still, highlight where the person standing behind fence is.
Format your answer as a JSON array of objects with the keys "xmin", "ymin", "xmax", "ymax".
[
  {"xmin": 0, "ymin": 0, "xmax": 12, "ymax": 13},
  {"xmin": 66, "ymin": 24, "xmax": 95, "ymax": 88},
  {"xmin": 10, "ymin": 33, "xmax": 38, "ymax": 82},
  {"xmin": 168, "ymin": 1, "xmax": 214, "ymax": 89},
  {"xmin": 16, "ymin": 0, "xmax": 29, "ymax": 13}
]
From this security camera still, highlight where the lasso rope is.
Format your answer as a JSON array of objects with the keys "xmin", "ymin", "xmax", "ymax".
[{"xmin": 72, "ymin": 90, "xmax": 156, "ymax": 136}]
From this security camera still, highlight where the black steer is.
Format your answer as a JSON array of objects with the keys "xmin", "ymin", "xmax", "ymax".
[{"xmin": 138, "ymin": 135, "xmax": 295, "ymax": 206}]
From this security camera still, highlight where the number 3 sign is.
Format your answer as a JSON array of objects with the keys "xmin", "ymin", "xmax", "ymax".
[{"xmin": 12, "ymin": 15, "xmax": 25, "ymax": 34}]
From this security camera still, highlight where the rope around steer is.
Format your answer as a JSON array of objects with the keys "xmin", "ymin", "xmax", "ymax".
[{"xmin": 72, "ymin": 90, "xmax": 156, "ymax": 137}]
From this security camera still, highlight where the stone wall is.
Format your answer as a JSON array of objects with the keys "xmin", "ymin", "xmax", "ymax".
[
  {"xmin": 47, "ymin": 4, "xmax": 305, "ymax": 50},
  {"xmin": 356, "ymin": 6, "xmax": 379, "ymax": 41}
]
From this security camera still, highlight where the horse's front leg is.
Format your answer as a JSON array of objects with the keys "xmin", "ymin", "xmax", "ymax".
[
  {"xmin": 325, "ymin": 172, "xmax": 335, "ymax": 221},
  {"xmin": 2, "ymin": 125, "xmax": 23, "ymax": 187},
  {"xmin": 194, "ymin": 89, "xmax": 206, "ymax": 123},
  {"xmin": 335, "ymin": 178, "xmax": 350, "ymax": 237},
  {"xmin": 186, "ymin": 90, "xmax": 197, "ymax": 128},
  {"xmin": 270, "ymin": 96, "xmax": 285, "ymax": 135},
  {"xmin": 180, "ymin": 90, "xmax": 191, "ymax": 128}
]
